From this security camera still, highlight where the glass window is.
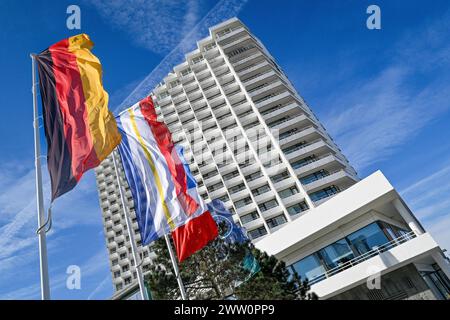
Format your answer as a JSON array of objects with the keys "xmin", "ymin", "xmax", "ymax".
[
  {"xmin": 300, "ymin": 170, "xmax": 329, "ymax": 185},
  {"xmin": 271, "ymin": 170, "xmax": 289, "ymax": 183},
  {"xmin": 346, "ymin": 222, "xmax": 389, "ymax": 255},
  {"xmin": 266, "ymin": 214, "xmax": 287, "ymax": 228},
  {"xmin": 241, "ymin": 211, "xmax": 259, "ymax": 224},
  {"xmin": 259, "ymin": 199, "xmax": 278, "ymax": 211},
  {"xmin": 319, "ymin": 239, "xmax": 355, "ymax": 269},
  {"xmin": 287, "ymin": 202, "xmax": 309, "ymax": 215},
  {"xmin": 309, "ymin": 186, "xmax": 339, "ymax": 202},
  {"xmin": 248, "ymin": 226, "xmax": 267, "ymax": 239},
  {"xmin": 279, "ymin": 186, "xmax": 299, "ymax": 198},
  {"xmin": 291, "ymin": 254, "xmax": 326, "ymax": 283},
  {"xmin": 252, "ymin": 184, "xmax": 271, "ymax": 196}
]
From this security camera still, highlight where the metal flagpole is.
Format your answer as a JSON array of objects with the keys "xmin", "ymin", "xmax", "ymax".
[
  {"xmin": 164, "ymin": 234, "xmax": 188, "ymax": 300},
  {"xmin": 111, "ymin": 150, "xmax": 148, "ymax": 300},
  {"xmin": 31, "ymin": 54, "xmax": 51, "ymax": 300}
]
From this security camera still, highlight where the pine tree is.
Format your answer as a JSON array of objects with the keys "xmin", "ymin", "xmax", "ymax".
[{"xmin": 145, "ymin": 223, "xmax": 316, "ymax": 300}]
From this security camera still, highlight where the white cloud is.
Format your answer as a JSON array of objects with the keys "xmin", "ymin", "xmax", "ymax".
[
  {"xmin": 0, "ymin": 248, "xmax": 110, "ymax": 300},
  {"xmin": 399, "ymin": 163, "xmax": 450, "ymax": 252},
  {"xmin": 0, "ymin": 163, "xmax": 104, "ymax": 280},
  {"xmin": 88, "ymin": 274, "xmax": 111, "ymax": 300},
  {"xmin": 113, "ymin": 0, "xmax": 249, "ymax": 112},
  {"xmin": 322, "ymin": 12, "xmax": 450, "ymax": 171},
  {"xmin": 85, "ymin": 0, "xmax": 206, "ymax": 55}
]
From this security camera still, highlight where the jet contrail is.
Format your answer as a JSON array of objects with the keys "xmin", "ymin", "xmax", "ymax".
[{"xmin": 115, "ymin": 0, "xmax": 249, "ymax": 113}]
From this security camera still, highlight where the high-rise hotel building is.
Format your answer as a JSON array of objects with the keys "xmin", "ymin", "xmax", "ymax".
[{"xmin": 96, "ymin": 18, "xmax": 450, "ymax": 299}]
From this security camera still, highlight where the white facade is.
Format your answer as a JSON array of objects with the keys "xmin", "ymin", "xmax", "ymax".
[
  {"xmin": 256, "ymin": 171, "xmax": 450, "ymax": 299},
  {"xmin": 96, "ymin": 18, "xmax": 450, "ymax": 299}
]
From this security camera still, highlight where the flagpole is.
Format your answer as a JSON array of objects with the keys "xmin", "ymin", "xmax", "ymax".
[
  {"xmin": 111, "ymin": 150, "xmax": 148, "ymax": 300},
  {"xmin": 164, "ymin": 234, "xmax": 188, "ymax": 300},
  {"xmin": 31, "ymin": 54, "xmax": 51, "ymax": 300}
]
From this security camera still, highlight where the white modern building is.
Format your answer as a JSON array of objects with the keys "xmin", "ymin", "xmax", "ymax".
[{"xmin": 95, "ymin": 18, "xmax": 450, "ymax": 299}]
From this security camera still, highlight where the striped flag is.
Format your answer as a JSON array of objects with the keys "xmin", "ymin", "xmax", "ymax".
[
  {"xmin": 117, "ymin": 97, "xmax": 218, "ymax": 261},
  {"xmin": 35, "ymin": 34, "xmax": 121, "ymax": 200}
]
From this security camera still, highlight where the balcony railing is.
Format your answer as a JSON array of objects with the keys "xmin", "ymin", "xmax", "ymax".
[{"xmin": 307, "ymin": 231, "xmax": 417, "ymax": 286}]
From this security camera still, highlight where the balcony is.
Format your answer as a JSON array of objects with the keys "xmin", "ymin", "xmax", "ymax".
[
  {"xmin": 294, "ymin": 154, "xmax": 347, "ymax": 177},
  {"xmin": 221, "ymin": 34, "xmax": 252, "ymax": 51},
  {"xmin": 285, "ymin": 139, "xmax": 332, "ymax": 161},
  {"xmin": 216, "ymin": 26, "xmax": 247, "ymax": 42},
  {"xmin": 309, "ymin": 231, "xmax": 418, "ymax": 287},
  {"xmin": 238, "ymin": 60, "xmax": 271, "ymax": 79},
  {"xmin": 279, "ymin": 127, "xmax": 321, "ymax": 148},
  {"xmin": 236, "ymin": 202, "xmax": 257, "ymax": 216},
  {"xmin": 314, "ymin": 232, "xmax": 446, "ymax": 300},
  {"xmin": 249, "ymin": 80, "xmax": 284, "ymax": 98},
  {"xmin": 254, "ymin": 190, "xmax": 275, "ymax": 204},
  {"xmin": 255, "ymin": 91, "xmax": 291, "ymax": 109},
  {"xmin": 268, "ymin": 113, "xmax": 312, "ymax": 131},
  {"xmin": 233, "ymin": 51, "xmax": 264, "ymax": 69},
  {"xmin": 303, "ymin": 169, "xmax": 358, "ymax": 193},
  {"xmin": 241, "ymin": 217, "xmax": 265, "ymax": 231}
]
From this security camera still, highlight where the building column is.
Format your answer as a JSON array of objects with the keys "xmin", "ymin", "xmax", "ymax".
[
  {"xmin": 432, "ymin": 251, "xmax": 450, "ymax": 282},
  {"xmin": 392, "ymin": 198, "xmax": 423, "ymax": 236}
]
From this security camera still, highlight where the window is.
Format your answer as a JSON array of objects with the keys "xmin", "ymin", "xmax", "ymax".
[
  {"xmin": 241, "ymin": 211, "xmax": 259, "ymax": 224},
  {"xmin": 116, "ymin": 283, "xmax": 123, "ymax": 291},
  {"xmin": 252, "ymin": 184, "xmax": 271, "ymax": 196},
  {"xmin": 235, "ymin": 197, "xmax": 252, "ymax": 208},
  {"xmin": 291, "ymin": 254, "xmax": 326, "ymax": 283},
  {"xmin": 112, "ymin": 259, "xmax": 118, "ymax": 266},
  {"xmin": 309, "ymin": 186, "xmax": 339, "ymax": 202},
  {"xmin": 245, "ymin": 170, "xmax": 262, "ymax": 182},
  {"xmin": 279, "ymin": 186, "xmax": 299, "ymax": 198},
  {"xmin": 230, "ymin": 183, "xmax": 246, "ymax": 194},
  {"xmin": 347, "ymin": 222, "xmax": 389, "ymax": 255},
  {"xmin": 282, "ymin": 141, "xmax": 307, "ymax": 154},
  {"xmin": 203, "ymin": 169, "xmax": 219, "ymax": 179},
  {"xmin": 271, "ymin": 170, "xmax": 289, "ymax": 183},
  {"xmin": 267, "ymin": 116, "xmax": 290, "ymax": 128},
  {"xmin": 207, "ymin": 181, "xmax": 224, "ymax": 192},
  {"xmin": 181, "ymin": 68, "xmax": 192, "ymax": 76},
  {"xmin": 319, "ymin": 239, "xmax": 355, "ymax": 270},
  {"xmin": 266, "ymin": 214, "xmax": 287, "ymax": 228},
  {"xmin": 300, "ymin": 170, "xmax": 329, "ymax": 185},
  {"xmin": 291, "ymin": 155, "xmax": 316, "ymax": 169},
  {"xmin": 287, "ymin": 202, "xmax": 309, "ymax": 216},
  {"xmin": 218, "ymin": 194, "xmax": 230, "ymax": 203},
  {"xmin": 124, "ymin": 277, "xmax": 132, "ymax": 285},
  {"xmin": 279, "ymin": 128, "xmax": 298, "ymax": 140},
  {"xmin": 122, "ymin": 265, "xmax": 129, "ymax": 272},
  {"xmin": 114, "ymin": 271, "xmax": 120, "ymax": 278},
  {"xmin": 248, "ymin": 226, "xmax": 267, "ymax": 239},
  {"xmin": 289, "ymin": 220, "xmax": 414, "ymax": 286},
  {"xmin": 258, "ymin": 199, "xmax": 278, "ymax": 212},
  {"xmin": 223, "ymin": 170, "xmax": 239, "ymax": 180}
]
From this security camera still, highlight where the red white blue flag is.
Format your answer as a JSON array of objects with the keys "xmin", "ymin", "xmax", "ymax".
[{"xmin": 117, "ymin": 96, "xmax": 218, "ymax": 261}]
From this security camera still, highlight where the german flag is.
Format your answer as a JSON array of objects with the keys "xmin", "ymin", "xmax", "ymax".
[{"xmin": 35, "ymin": 34, "xmax": 121, "ymax": 201}]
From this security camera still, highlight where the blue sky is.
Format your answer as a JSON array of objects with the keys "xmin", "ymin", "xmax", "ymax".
[{"xmin": 0, "ymin": 0, "xmax": 449, "ymax": 299}]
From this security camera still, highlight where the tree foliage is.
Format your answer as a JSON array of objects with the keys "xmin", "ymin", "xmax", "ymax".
[{"xmin": 145, "ymin": 224, "xmax": 316, "ymax": 300}]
